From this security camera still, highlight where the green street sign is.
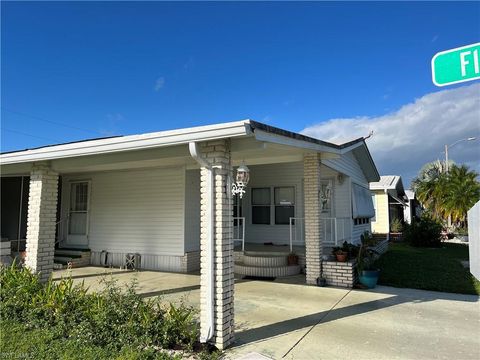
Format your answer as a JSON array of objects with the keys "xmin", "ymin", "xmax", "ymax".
[{"xmin": 431, "ymin": 42, "xmax": 480, "ymax": 87}]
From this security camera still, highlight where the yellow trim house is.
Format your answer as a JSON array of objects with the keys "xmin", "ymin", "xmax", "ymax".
[{"xmin": 370, "ymin": 175, "xmax": 407, "ymax": 234}]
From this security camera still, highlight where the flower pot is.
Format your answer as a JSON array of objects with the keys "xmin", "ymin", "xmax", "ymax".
[
  {"xmin": 335, "ymin": 253, "xmax": 348, "ymax": 262},
  {"xmin": 288, "ymin": 254, "xmax": 298, "ymax": 265},
  {"xmin": 317, "ymin": 277, "xmax": 327, "ymax": 287},
  {"xmin": 359, "ymin": 269, "xmax": 380, "ymax": 289}
]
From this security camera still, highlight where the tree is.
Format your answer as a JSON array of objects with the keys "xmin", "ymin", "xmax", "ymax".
[
  {"xmin": 411, "ymin": 161, "xmax": 480, "ymax": 227},
  {"xmin": 443, "ymin": 164, "xmax": 480, "ymax": 225}
]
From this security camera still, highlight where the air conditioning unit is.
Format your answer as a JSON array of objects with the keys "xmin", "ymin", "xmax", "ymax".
[{"xmin": 125, "ymin": 253, "xmax": 141, "ymax": 270}]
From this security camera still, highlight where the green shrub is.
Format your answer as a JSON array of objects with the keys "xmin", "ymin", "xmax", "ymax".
[
  {"xmin": 390, "ymin": 218, "xmax": 403, "ymax": 233},
  {"xmin": 0, "ymin": 263, "xmax": 200, "ymax": 355},
  {"xmin": 404, "ymin": 215, "xmax": 442, "ymax": 247}
]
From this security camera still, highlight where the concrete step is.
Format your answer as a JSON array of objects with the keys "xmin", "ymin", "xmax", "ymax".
[
  {"xmin": 243, "ymin": 254, "xmax": 288, "ymax": 267},
  {"xmin": 54, "ymin": 249, "xmax": 86, "ymax": 258},
  {"xmin": 235, "ymin": 263, "xmax": 302, "ymax": 278}
]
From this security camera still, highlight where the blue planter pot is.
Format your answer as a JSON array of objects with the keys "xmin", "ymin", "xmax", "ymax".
[{"xmin": 359, "ymin": 269, "xmax": 380, "ymax": 289}]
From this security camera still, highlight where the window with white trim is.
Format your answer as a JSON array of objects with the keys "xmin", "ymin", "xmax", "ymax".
[{"xmin": 251, "ymin": 186, "xmax": 295, "ymax": 225}]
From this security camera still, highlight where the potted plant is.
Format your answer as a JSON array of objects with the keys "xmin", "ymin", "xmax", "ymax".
[
  {"xmin": 332, "ymin": 246, "xmax": 348, "ymax": 262},
  {"xmin": 390, "ymin": 218, "xmax": 403, "ymax": 242},
  {"xmin": 287, "ymin": 252, "xmax": 299, "ymax": 265},
  {"xmin": 357, "ymin": 231, "xmax": 380, "ymax": 288}
]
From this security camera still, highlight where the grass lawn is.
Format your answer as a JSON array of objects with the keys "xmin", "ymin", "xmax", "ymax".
[
  {"xmin": 0, "ymin": 320, "xmax": 179, "ymax": 360},
  {"xmin": 374, "ymin": 242, "xmax": 480, "ymax": 295}
]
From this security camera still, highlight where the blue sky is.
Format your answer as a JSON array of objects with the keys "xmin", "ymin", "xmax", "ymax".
[{"xmin": 1, "ymin": 2, "xmax": 479, "ymax": 183}]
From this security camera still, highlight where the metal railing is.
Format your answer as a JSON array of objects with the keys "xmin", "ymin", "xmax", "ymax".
[
  {"xmin": 233, "ymin": 217, "xmax": 245, "ymax": 251},
  {"xmin": 55, "ymin": 216, "xmax": 69, "ymax": 247},
  {"xmin": 289, "ymin": 217, "xmax": 304, "ymax": 252},
  {"xmin": 322, "ymin": 217, "xmax": 351, "ymax": 246},
  {"xmin": 289, "ymin": 217, "xmax": 351, "ymax": 248}
]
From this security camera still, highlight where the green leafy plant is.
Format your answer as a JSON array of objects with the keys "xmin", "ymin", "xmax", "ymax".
[
  {"xmin": 356, "ymin": 232, "xmax": 380, "ymax": 274},
  {"xmin": 0, "ymin": 263, "xmax": 201, "ymax": 356},
  {"xmin": 390, "ymin": 218, "xmax": 403, "ymax": 233},
  {"xmin": 403, "ymin": 215, "xmax": 442, "ymax": 247}
]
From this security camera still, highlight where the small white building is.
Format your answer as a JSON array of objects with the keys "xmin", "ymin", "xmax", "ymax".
[{"xmin": 0, "ymin": 119, "xmax": 379, "ymax": 349}]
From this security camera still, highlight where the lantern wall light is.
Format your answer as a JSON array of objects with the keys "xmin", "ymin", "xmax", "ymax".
[{"xmin": 232, "ymin": 163, "xmax": 250, "ymax": 199}]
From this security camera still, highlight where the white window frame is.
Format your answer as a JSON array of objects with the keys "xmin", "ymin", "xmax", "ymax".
[{"xmin": 251, "ymin": 185, "xmax": 296, "ymax": 226}]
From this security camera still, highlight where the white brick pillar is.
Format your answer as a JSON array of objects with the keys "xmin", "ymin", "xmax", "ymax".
[
  {"xmin": 199, "ymin": 140, "xmax": 234, "ymax": 350},
  {"xmin": 304, "ymin": 153, "xmax": 323, "ymax": 285},
  {"xmin": 25, "ymin": 163, "xmax": 59, "ymax": 283}
]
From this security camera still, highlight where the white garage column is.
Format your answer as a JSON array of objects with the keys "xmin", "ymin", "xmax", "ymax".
[
  {"xmin": 24, "ymin": 163, "xmax": 59, "ymax": 283},
  {"xmin": 304, "ymin": 153, "xmax": 323, "ymax": 285},
  {"xmin": 199, "ymin": 140, "xmax": 234, "ymax": 350}
]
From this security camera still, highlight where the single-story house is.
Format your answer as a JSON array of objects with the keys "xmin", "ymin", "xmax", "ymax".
[
  {"xmin": 0, "ymin": 119, "xmax": 379, "ymax": 349},
  {"xmin": 370, "ymin": 175, "xmax": 407, "ymax": 234}
]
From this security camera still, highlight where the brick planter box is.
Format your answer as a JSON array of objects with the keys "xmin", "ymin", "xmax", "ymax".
[{"xmin": 322, "ymin": 260, "xmax": 357, "ymax": 288}]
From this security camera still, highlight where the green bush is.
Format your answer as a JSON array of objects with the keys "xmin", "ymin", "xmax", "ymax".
[
  {"xmin": 390, "ymin": 218, "xmax": 403, "ymax": 233},
  {"xmin": 0, "ymin": 263, "xmax": 200, "ymax": 356},
  {"xmin": 404, "ymin": 215, "xmax": 442, "ymax": 247}
]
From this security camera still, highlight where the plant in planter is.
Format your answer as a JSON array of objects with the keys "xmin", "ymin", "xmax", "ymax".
[
  {"xmin": 287, "ymin": 252, "xmax": 299, "ymax": 265},
  {"xmin": 390, "ymin": 218, "xmax": 403, "ymax": 241},
  {"xmin": 332, "ymin": 246, "xmax": 348, "ymax": 262},
  {"xmin": 357, "ymin": 231, "xmax": 380, "ymax": 289}
]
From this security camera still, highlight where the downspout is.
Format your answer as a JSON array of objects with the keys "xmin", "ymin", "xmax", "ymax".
[{"xmin": 188, "ymin": 142, "xmax": 215, "ymax": 343}]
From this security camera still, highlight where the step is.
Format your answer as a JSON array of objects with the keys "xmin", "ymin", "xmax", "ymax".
[
  {"xmin": 243, "ymin": 254, "xmax": 287, "ymax": 267},
  {"xmin": 234, "ymin": 263, "xmax": 302, "ymax": 278},
  {"xmin": 55, "ymin": 249, "xmax": 89, "ymax": 258}
]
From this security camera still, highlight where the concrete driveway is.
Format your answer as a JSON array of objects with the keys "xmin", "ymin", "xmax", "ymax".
[{"xmin": 54, "ymin": 268, "xmax": 480, "ymax": 360}]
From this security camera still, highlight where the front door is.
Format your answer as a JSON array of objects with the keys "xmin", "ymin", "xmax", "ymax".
[{"xmin": 66, "ymin": 181, "xmax": 90, "ymax": 248}]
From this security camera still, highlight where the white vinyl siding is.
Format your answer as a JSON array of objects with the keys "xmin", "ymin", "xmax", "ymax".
[
  {"xmin": 184, "ymin": 169, "xmax": 201, "ymax": 252},
  {"xmin": 322, "ymin": 151, "xmax": 369, "ymax": 188},
  {"xmin": 243, "ymin": 162, "xmax": 304, "ymax": 245},
  {"xmin": 61, "ymin": 167, "xmax": 185, "ymax": 256}
]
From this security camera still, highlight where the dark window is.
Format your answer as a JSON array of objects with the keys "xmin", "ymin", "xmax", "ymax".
[
  {"xmin": 274, "ymin": 187, "xmax": 295, "ymax": 225},
  {"xmin": 252, "ymin": 188, "xmax": 271, "ymax": 224}
]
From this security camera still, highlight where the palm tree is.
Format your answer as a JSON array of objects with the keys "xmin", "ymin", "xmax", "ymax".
[
  {"xmin": 443, "ymin": 164, "xmax": 480, "ymax": 225},
  {"xmin": 411, "ymin": 160, "xmax": 449, "ymax": 221},
  {"xmin": 412, "ymin": 161, "xmax": 480, "ymax": 226}
]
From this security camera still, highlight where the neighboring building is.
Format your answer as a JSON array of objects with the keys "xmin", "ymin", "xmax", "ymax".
[
  {"xmin": 370, "ymin": 175, "xmax": 407, "ymax": 234},
  {"xmin": 0, "ymin": 119, "xmax": 379, "ymax": 349},
  {"xmin": 404, "ymin": 190, "xmax": 422, "ymax": 224}
]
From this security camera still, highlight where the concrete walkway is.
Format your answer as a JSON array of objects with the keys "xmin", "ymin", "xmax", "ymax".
[{"xmin": 54, "ymin": 267, "xmax": 480, "ymax": 360}]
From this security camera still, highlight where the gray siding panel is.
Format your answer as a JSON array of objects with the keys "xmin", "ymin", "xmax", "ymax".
[{"xmin": 184, "ymin": 169, "xmax": 201, "ymax": 252}]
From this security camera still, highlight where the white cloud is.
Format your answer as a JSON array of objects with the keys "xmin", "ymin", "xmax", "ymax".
[
  {"xmin": 301, "ymin": 83, "xmax": 480, "ymax": 187},
  {"xmin": 154, "ymin": 77, "xmax": 165, "ymax": 91}
]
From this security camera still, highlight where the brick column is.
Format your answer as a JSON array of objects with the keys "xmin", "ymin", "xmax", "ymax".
[
  {"xmin": 25, "ymin": 164, "xmax": 59, "ymax": 283},
  {"xmin": 199, "ymin": 140, "xmax": 234, "ymax": 350},
  {"xmin": 304, "ymin": 153, "xmax": 323, "ymax": 285}
]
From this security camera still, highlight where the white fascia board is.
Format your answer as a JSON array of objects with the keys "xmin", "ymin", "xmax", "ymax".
[
  {"xmin": 339, "ymin": 141, "xmax": 364, "ymax": 154},
  {"xmin": 253, "ymin": 129, "xmax": 340, "ymax": 154},
  {"xmin": 0, "ymin": 120, "xmax": 252, "ymax": 165}
]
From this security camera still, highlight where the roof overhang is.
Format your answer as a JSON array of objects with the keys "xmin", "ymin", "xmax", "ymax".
[{"xmin": 0, "ymin": 120, "xmax": 252, "ymax": 165}]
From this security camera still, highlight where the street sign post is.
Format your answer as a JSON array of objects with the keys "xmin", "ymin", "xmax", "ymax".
[{"xmin": 431, "ymin": 42, "xmax": 480, "ymax": 87}]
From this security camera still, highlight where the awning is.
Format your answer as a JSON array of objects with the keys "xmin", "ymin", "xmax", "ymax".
[
  {"xmin": 388, "ymin": 194, "xmax": 407, "ymax": 207},
  {"xmin": 352, "ymin": 183, "xmax": 375, "ymax": 218}
]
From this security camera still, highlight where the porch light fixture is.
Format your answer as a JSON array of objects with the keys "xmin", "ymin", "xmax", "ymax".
[{"xmin": 232, "ymin": 163, "xmax": 250, "ymax": 199}]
